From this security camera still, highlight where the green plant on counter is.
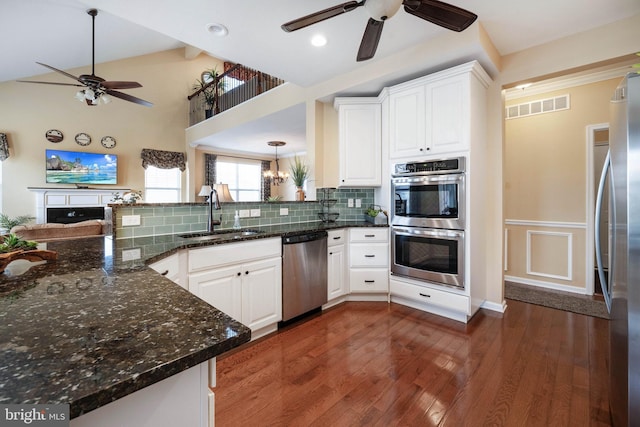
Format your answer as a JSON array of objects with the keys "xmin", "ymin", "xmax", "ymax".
[
  {"xmin": 289, "ymin": 155, "xmax": 309, "ymax": 187},
  {"xmin": 0, "ymin": 234, "xmax": 38, "ymax": 253},
  {"xmin": 0, "ymin": 213, "xmax": 35, "ymax": 232}
]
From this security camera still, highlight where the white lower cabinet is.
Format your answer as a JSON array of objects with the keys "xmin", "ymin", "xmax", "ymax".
[
  {"xmin": 187, "ymin": 238, "xmax": 282, "ymax": 339},
  {"xmin": 327, "ymin": 230, "xmax": 347, "ymax": 303},
  {"xmin": 349, "ymin": 228, "xmax": 389, "ymax": 295},
  {"xmin": 390, "ymin": 277, "xmax": 471, "ymax": 323},
  {"xmin": 149, "ymin": 252, "xmax": 187, "ymax": 289}
]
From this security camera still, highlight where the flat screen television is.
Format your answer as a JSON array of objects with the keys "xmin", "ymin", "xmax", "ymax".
[{"xmin": 45, "ymin": 149, "xmax": 117, "ymax": 185}]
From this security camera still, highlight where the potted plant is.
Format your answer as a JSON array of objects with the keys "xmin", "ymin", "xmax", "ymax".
[
  {"xmin": 193, "ymin": 67, "xmax": 226, "ymax": 119},
  {"xmin": 0, "ymin": 213, "xmax": 35, "ymax": 234},
  {"xmin": 289, "ymin": 156, "xmax": 309, "ymax": 201}
]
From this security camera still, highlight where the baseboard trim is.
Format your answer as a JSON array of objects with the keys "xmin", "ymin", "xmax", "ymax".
[
  {"xmin": 504, "ymin": 275, "xmax": 588, "ymax": 295},
  {"xmin": 481, "ymin": 300, "xmax": 507, "ymax": 313}
]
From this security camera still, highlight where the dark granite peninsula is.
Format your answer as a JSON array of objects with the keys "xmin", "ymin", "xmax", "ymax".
[{"xmin": 0, "ymin": 236, "xmax": 251, "ymax": 425}]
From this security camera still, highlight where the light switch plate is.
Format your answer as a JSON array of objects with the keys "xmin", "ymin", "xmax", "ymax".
[
  {"xmin": 348, "ymin": 198, "xmax": 354, "ymax": 208},
  {"xmin": 280, "ymin": 208, "xmax": 289, "ymax": 216},
  {"xmin": 239, "ymin": 210, "xmax": 250, "ymax": 218},
  {"xmin": 250, "ymin": 209, "xmax": 261, "ymax": 217},
  {"xmin": 355, "ymin": 199, "xmax": 362, "ymax": 208},
  {"xmin": 122, "ymin": 215, "xmax": 141, "ymax": 226}
]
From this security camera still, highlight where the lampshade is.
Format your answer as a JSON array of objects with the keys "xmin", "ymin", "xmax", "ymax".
[
  {"xmin": 213, "ymin": 183, "xmax": 234, "ymax": 203},
  {"xmin": 198, "ymin": 185, "xmax": 212, "ymax": 197}
]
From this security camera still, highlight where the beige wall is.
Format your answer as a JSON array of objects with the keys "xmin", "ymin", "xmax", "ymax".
[
  {"xmin": 0, "ymin": 48, "xmax": 222, "ymax": 218},
  {"xmin": 504, "ymin": 78, "xmax": 620, "ymax": 291}
]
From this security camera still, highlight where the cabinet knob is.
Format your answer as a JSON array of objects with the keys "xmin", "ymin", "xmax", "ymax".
[
  {"xmin": 329, "ymin": 252, "xmax": 333, "ymax": 255},
  {"xmin": 426, "ymin": 147, "xmax": 430, "ymax": 151},
  {"xmin": 237, "ymin": 272, "xmax": 241, "ymax": 276},
  {"xmin": 419, "ymin": 148, "xmax": 424, "ymax": 151},
  {"xmin": 245, "ymin": 271, "xmax": 249, "ymax": 275}
]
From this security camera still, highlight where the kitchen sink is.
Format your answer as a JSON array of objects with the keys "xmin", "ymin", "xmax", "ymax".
[{"xmin": 179, "ymin": 230, "xmax": 262, "ymax": 241}]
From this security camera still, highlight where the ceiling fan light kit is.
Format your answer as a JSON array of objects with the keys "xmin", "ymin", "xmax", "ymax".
[
  {"xmin": 18, "ymin": 9, "xmax": 152, "ymax": 107},
  {"xmin": 282, "ymin": 0, "xmax": 477, "ymax": 62}
]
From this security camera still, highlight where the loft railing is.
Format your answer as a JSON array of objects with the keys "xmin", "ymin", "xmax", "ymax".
[{"xmin": 188, "ymin": 63, "xmax": 286, "ymax": 126}]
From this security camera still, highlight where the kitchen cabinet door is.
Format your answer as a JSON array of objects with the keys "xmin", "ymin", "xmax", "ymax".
[
  {"xmin": 389, "ymin": 85, "xmax": 426, "ymax": 159},
  {"xmin": 327, "ymin": 243, "xmax": 346, "ymax": 301},
  {"xmin": 190, "ymin": 265, "xmax": 243, "ymax": 324},
  {"xmin": 336, "ymin": 100, "xmax": 382, "ymax": 187},
  {"xmin": 425, "ymin": 74, "xmax": 469, "ymax": 155},
  {"xmin": 241, "ymin": 257, "xmax": 282, "ymax": 331}
]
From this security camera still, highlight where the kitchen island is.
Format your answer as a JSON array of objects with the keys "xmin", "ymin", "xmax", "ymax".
[{"xmin": 0, "ymin": 236, "xmax": 251, "ymax": 425}]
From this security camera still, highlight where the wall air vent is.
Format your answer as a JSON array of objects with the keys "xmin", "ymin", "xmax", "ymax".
[{"xmin": 506, "ymin": 94, "xmax": 570, "ymax": 120}]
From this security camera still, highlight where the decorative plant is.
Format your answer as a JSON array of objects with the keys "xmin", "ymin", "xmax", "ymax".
[
  {"xmin": 0, "ymin": 213, "xmax": 35, "ymax": 232},
  {"xmin": 289, "ymin": 155, "xmax": 309, "ymax": 188},
  {"xmin": 0, "ymin": 234, "xmax": 38, "ymax": 253},
  {"xmin": 365, "ymin": 206, "xmax": 381, "ymax": 217},
  {"xmin": 193, "ymin": 67, "xmax": 226, "ymax": 111}
]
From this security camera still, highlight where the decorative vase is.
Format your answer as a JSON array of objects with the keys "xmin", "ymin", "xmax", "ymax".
[{"xmin": 295, "ymin": 187, "xmax": 305, "ymax": 201}]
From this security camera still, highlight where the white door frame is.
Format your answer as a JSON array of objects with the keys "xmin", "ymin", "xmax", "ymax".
[{"xmin": 585, "ymin": 122, "xmax": 609, "ymax": 295}]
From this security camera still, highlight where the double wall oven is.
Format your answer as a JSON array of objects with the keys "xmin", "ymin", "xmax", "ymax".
[{"xmin": 391, "ymin": 157, "xmax": 466, "ymax": 289}]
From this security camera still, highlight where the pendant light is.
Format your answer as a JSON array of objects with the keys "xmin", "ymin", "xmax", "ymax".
[{"xmin": 263, "ymin": 141, "xmax": 289, "ymax": 186}]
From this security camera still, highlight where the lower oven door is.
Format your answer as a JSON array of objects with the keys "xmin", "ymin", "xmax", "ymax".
[{"xmin": 391, "ymin": 226, "xmax": 465, "ymax": 289}]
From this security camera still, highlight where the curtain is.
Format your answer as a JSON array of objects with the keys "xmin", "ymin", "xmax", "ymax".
[
  {"xmin": 140, "ymin": 148, "xmax": 186, "ymax": 171},
  {"xmin": 0, "ymin": 133, "xmax": 9, "ymax": 161},
  {"xmin": 204, "ymin": 153, "xmax": 217, "ymax": 186},
  {"xmin": 261, "ymin": 160, "xmax": 271, "ymax": 200}
]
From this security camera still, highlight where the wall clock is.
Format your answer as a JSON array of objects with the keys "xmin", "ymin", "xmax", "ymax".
[
  {"xmin": 45, "ymin": 129, "xmax": 63, "ymax": 143},
  {"xmin": 101, "ymin": 136, "xmax": 116, "ymax": 149},
  {"xmin": 75, "ymin": 132, "xmax": 92, "ymax": 146}
]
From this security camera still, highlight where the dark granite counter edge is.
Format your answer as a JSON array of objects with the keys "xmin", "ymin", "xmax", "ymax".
[
  {"xmin": 71, "ymin": 330, "xmax": 250, "ymax": 418},
  {"xmin": 144, "ymin": 222, "xmax": 388, "ymax": 265}
]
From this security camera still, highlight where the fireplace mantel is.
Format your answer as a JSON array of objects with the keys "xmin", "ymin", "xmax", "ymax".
[{"xmin": 28, "ymin": 187, "xmax": 129, "ymax": 224}]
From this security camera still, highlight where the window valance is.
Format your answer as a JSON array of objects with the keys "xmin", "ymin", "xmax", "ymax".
[
  {"xmin": 141, "ymin": 148, "xmax": 186, "ymax": 171},
  {"xmin": 0, "ymin": 133, "xmax": 10, "ymax": 161}
]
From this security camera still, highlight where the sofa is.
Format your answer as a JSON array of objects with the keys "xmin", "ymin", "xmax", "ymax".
[{"xmin": 10, "ymin": 220, "xmax": 106, "ymax": 241}]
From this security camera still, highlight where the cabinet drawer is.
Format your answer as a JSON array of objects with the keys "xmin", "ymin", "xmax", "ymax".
[
  {"xmin": 188, "ymin": 237, "xmax": 281, "ymax": 272},
  {"xmin": 327, "ymin": 229, "xmax": 346, "ymax": 247},
  {"xmin": 350, "ymin": 244, "xmax": 388, "ymax": 267},
  {"xmin": 390, "ymin": 278, "xmax": 469, "ymax": 313},
  {"xmin": 350, "ymin": 269, "xmax": 388, "ymax": 293},
  {"xmin": 350, "ymin": 228, "xmax": 388, "ymax": 243}
]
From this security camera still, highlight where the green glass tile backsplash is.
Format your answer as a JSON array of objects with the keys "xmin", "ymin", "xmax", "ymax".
[{"xmin": 112, "ymin": 188, "xmax": 375, "ymax": 239}]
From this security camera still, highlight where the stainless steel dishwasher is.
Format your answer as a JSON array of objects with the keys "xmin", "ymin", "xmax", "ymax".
[{"xmin": 281, "ymin": 230, "xmax": 328, "ymax": 322}]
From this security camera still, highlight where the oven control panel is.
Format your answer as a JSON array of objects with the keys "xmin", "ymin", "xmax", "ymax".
[{"xmin": 393, "ymin": 157, "xmax": 465, "ymax": 176}]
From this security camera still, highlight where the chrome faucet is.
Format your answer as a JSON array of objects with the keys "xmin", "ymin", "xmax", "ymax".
[{"xmin": 208, "ymin": 188, "xmax": 222, "ymax": 232}]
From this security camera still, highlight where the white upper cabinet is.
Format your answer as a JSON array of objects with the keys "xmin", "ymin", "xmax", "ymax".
[
  {"xmin": 389, "ymin": 61, "xmax": 490, "ymax": 159},
  {"xmin": 334, "ymin": 98, "xmax": 382, "ymax": 187}
]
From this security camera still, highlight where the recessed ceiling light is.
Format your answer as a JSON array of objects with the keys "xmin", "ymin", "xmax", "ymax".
[
  {"xmin": 205, "ymin": 23, "xmax": 228, "ymax": 37},
  {"xmin": 311, "ymin": 34, "xmax": 327, "ymax": 47}
]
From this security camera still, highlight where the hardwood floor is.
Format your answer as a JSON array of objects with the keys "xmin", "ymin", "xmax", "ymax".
[{"xmin": 215, "ymin": 300, "xmax": 611, "ymax": 426}]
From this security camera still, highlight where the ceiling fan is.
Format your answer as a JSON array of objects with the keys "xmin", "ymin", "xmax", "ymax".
[
  {"xmin": 18, "ymin": 9, "xmax": 152, "ymax": 107},
  {"xmin": 281, "ymin": 0, "xmax": 477, "ymax": 62}
]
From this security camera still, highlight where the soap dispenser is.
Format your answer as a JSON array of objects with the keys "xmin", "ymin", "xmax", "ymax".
[{"xmin": 233, "ymin": 210, "xmax": 241, "ymax": 230}]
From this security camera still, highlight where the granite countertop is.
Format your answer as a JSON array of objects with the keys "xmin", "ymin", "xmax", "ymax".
[
  {"xmin": 0, "ymin": 236, "xmax": 251, "ymax": 418},
  {"xmin": 0, "ymin": 220, "xmax": 384, "ymax": 418}
]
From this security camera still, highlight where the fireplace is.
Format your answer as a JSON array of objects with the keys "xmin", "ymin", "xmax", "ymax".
[{"xmin": 47, "ymin": 207, "xmax": 105, "ymax": 224}]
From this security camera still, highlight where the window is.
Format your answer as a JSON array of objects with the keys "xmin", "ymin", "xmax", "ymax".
[
  {"xmin": 144, "ymin": 166, "xmax": 181, "ymax": 202},
  {"xmin": 216, "ymin": 157, "xmax": 262, "ymax": 201}
]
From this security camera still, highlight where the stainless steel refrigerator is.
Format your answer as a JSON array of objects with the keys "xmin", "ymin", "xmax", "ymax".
[{"xmin": 596, "ymin": 71, "xmax": 640, "ymax": 426}]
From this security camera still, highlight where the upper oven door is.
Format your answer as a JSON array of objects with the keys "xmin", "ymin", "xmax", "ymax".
[{"xmin": 391, "ymin": 173, "xmax": 465, "ymax": 230}]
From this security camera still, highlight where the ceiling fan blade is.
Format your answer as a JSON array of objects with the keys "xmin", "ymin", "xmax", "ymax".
[
  {"xmin": 282, "ymin": 1, "xmax": 363, "ymax": 32},
  {"xmin": 102, "ymin": 81, "xmax": 143, "ymax": 90},
  {"xmin": 357, "ymin": 18, "xmax": 384, "ymax": 62},
  {"xmin": 106, "ymin": 89, "xmax": 153, "ymax": 107},
  {"xmin": 35, "ymin": 62, "xmax": 82, "ymax": 82},
  {"xmin": 403, "ymin": 0, "xmax": 477, "ymax": 32},
  {"xmin": 16, "ymin": 80, "xmax": 84, "ymax": 87}
]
